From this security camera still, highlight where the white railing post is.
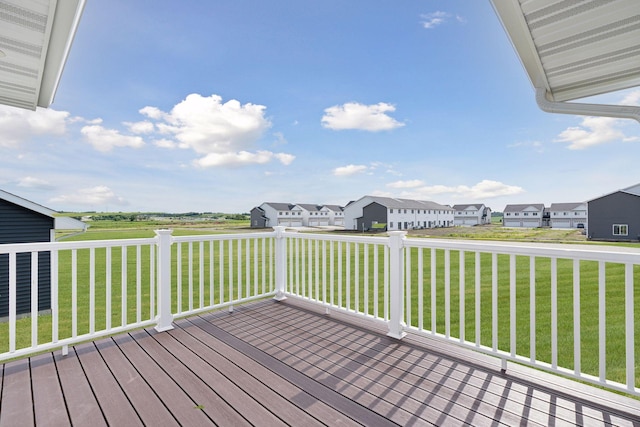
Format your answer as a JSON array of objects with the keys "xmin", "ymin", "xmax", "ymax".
[
  {"xmin": 273, "ymin": 226, "xmax": 287, "ymax": 301},
  {"xmin": 387, "ymin": 231, "xmax": 407, "ymax": 339},
  {"xmin": 155, "ymin": 229, "xmax": 174, "ymax": 332}
]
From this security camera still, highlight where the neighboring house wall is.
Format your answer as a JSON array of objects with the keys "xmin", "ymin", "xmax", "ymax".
[
  {"xmin": 358, "ymin": 202, "xmax": 388, "ymax": 231},
  {"xmin": 549, "ymin": 203, "xmax": 587, "ymax": 229},
  {"xmin": 250, "ymin": 207, "xmax": 267, "ymax": 228},
  {"xmin": 503, "ymin": 204, "xmax": 545, "ymax": 227},
  {"xmin": 453, "ymin": 204, "xmax": 489, "ymax": 226},
  {"xmin": 587, "ymin": 191, "xmax": 640, "ymax": 241},
  {"xmin": 344, "ymin": 196, "xmax": 453, "ymax": 231},
  {"xmin": 0, "ymin": 198, "xmax": 53, "ymax": 318}
]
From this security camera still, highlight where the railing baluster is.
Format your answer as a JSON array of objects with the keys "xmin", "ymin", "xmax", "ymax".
[
  {"xmin": 122, "ymin": 246, "xmax": 127, "ymax": 327},
  {"xmin": 418, "ymin": 247, "xmax": 423, "ymax": 331},
  {"xmin": 136, "ymin": 245, "xmax": 142, "ymax": 324},
  {"xmin": 510, "ymin": 254, "xmax": 516, "ymax": 357},
  {"xmin": 9, "ymin": 252, "xmax": 16, "ymax": 353},
  {"xmin": 200, "ymin": 241, "xmax": 204, "ymax": 308},
  {"xmin": 364, "ymin": 243, "xmax": 369, "ymax": 316},
  {"xmin": 346, "ymin": 242, "xmax": 351, "ymax": 310},
  {"xmin": 219, "ymin": 240, "xmax": 225, "ymax": 304},
  {"xmin": 405, "ymin": 246, "xmax": 411, "ymax": 327},
  {"xmin": 330, "ymin": 240, "xmax": 335, "ymax": 306},
  {"xmin": 322, "ymin": 240, "xmax": 327, "ymax": 304},
  {"xmin": 598, "ymin": 260, "xmax": 606, "ymax": 383},
  {"xmin": 384, "ymin": 245, "xmax": 389, "ymax": 321},
  {"xmin": 177, "ymin": 243, "xmax": 182, "ymax": 313},
  {"xmin": 149, "ymin": 244, "xmax": 155, "ymax": 319},
  {"xmin": 445, "ymin": 249, "xmax": 450, "ymax": 339},
  {"xmin": 492, "ymin": 252, "xmax": 498, "ymax": 352},
  {"xmin": 31, "ymin": 251, "xmax": 38, "ymax": 348},
  {"xmin": 431, "ymin": 248, "xmax": 436, "ymax": 335},
  {"xmin": 338, "ymin": 241, "xmax": 343, "ymax": 307},
  {"xmin": 254, "ymin": 238, "xmax": 259, "ymax": 297},
  {"xmin": 90, "ymin": 248, "xmax": 95, "ymax": 334},
  {"xmin": 106, "ymin": 247, "xmax": 111, "ymax": 331},
  {"xmin": 315, "ymin": 240, "xmax": 320, "ymax": 302},
  {"xmin": 51, "ymin": 247, "xmax": 59, "ymax": 343},
  {"xmin": 530, "ymin": 256, "xmax": 536, "ymax": 363},
  {"xmin": 355, "ymin": 242, "xmax": 359, "ymax": 312},
  {"xmin": 374, "ymin": 244, "xmax": 379, "ymax": 319},
  {"xmin": 72, "ymin": 249, "xmax": 78, "ymax": 338},
  {"xmin": 459, "ymin": 250, "xmax": 465, "ymax": 344},
  {"xmin": 210, "ymin": 241, "xmax": 215, "ymax": 306},
  {"xmin": 573, "ymin": 258, "xmax": 581, "ymax": 376},
  {"xmin": 625, "ymin": 262, "xmax": 635, "ymax": 392},
  {"xmin": 551, "ymin": 257, "xmax": 558, "ymax": 369},
  {"xmin": 475, "ymin": 252, "xmax": 481, "ymax": 348},
  {"xmin": 229, "ymin": 240, "xmax": 234, "ymax": 303}
]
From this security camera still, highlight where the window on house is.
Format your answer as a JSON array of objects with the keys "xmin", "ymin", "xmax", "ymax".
[
  {"xmin": 390, "ymin": 209, "xmax": 393, "ymax": 213},
  {"xmin": 506, "ymin": 213, "xmax": 511, "ymax": 216},
  {"xmin": 613, "ymin": 224, "xmax": 628, "ymax": 236},
  {"xmin": 390, "ymin": 222, "xmax": 393, "ymax": 228},
  {"xmin": 563, "ymin": 212, "xmax": 567, "ymax": 216},
  {"xmin": 533, "ymin": 213, "xmax": 538, "ymax": 216},
  {"xmin": 515, "ymin": 213, "xmax": 519, "ymax": 216},
  {"xmin": 404, "ymin": 209, "xmax": 407, "ymax": 214},
  {"xmin": 524, "ymin": 213, "xmax": 528, "ymax": 216}
]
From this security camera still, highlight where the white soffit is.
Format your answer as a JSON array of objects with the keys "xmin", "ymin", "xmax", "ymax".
[
  {"xmin": 491, "ymin": 0, "xmax": 640, "ymax": 102},
  {"xmin": 0, "ymin": 0, "xmax": 85, "ymax": 110}
]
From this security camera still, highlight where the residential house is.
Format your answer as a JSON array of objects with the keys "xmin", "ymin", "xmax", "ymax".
[
  {"xmin": 587, "ymin": 183, "xmax": 640, "ymax": 241},
  {"xmin": 452, "ymin": 204, "xmax": 492, "ymax": 226},
  {"xmin": 502, "ymin": 204, "xmax": 545, "ymax": 228},
  {"xmin": 250, "ymin": 202, "xmax": 344, "ymax": 228},
  {"xmin": 549, "ymin": 203, "xmax": 587, "ymax": 229},
  {"xmin": 0, "ymin": 189, "xmax": 86, "ymax": 318},
  {"xmin": 343, "ymin": 196, "xmax": 453, "ymax": 231}
]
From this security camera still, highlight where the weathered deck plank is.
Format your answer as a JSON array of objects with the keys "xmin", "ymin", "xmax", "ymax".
[{"xmin": 0, "ymin": 298, "xmax": 639, "ymax": 426}]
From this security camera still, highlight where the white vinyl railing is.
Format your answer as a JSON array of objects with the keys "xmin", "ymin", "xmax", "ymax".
[
  {"xmin": 0, "ymin": 227, "xmax": 637, "ymax": 397},
  {"xmin": 278, "ymin": 229, "xmax": 640, "ymax": 397}
]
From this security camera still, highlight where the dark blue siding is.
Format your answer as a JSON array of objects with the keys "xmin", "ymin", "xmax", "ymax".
[
  {"xmin": 0, "ymin": 198, "xmax": 54, "ymax": 317},
  {"xmin": 587, "ymin": 192, "xmax": 640, "ymax": 241}
]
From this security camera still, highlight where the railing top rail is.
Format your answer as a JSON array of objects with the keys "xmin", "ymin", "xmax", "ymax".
[
  {"xmin": 0, "ymin": 237, "xmax": 157, "ymax": 253},
  {"xmin": 172, "ymin": 231, "xmax": 276, "ymax": 243},
  {"xmin": 282, "ymin": 230, "xmax": 389, "ymax": 245},
  {"xmin": 404, "ymin": 237, "xmax": 640, "ymax": 263}
]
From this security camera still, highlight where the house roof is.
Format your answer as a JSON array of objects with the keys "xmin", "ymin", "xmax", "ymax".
[
  {"xmin": 0, "ymin": 189, "xmax": 86, "ymax": 230},
  {"xmin": 491, "ymin": 1, "xmax": 640, "ymax": 104},
  {"xmin": 295, "ymin": 204, "xmax": 320, "ymax": 212},
  {"xmin": 0, "ymin": 0, "xmax": 86, "ymax": 110},
  {"xmin": 587, "ymin": 183, "xmax": 640, "ymax": 202},
  {"xmin": 503, "ymin": 204, "xmax": 545, "ymax": 213},
  {"xmin": 549, "ymin": 202, "xmax": 586, "ymax": 211},
  {"xmin": 323, "ymin": 205, "xmax": 343, "ymax": 212},
  {"xmin": 452, "ymin": 204, "xmax": 484, "ymax": 211},
  {"xmin": 361, "ymin": 196, "xmax": 452, "ymax": 211},
  {"xmin": 262, "ymin": 202, "xmax": 294, "ymax": 211}
]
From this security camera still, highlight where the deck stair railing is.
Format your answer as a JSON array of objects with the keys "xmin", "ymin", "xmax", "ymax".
[{"xmin": 0, "ymin": 227, "xmax": 638, "ymax": 397}]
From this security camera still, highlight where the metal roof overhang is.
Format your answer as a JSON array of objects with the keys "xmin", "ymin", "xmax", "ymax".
[
  {"xmin": 0, "ymin": 0, "xmax": 85, "ymax": 110},
  {"xmin": 491, "ymin": 0, "xmax": 640, "ymax": 121}
]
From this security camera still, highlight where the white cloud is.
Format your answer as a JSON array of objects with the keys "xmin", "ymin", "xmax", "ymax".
[
  {"xmin": 81, "ymin": 125, "xmax": 146, "ymax": 152},
  {"xmin": 333, "ymin": 164, "xmax": 369, "ymax": 176},
  {"xmin": 140, "ymin": 93, "xmax": 291, "ymax": 167},
  {"xmin": 17, "ymin": 176, "xmax": 54, "ymax": 190},
  {"xmin": 125, "ymin": 120, "xmax": 155, "ymax": 134},
  {"xmin": 322, "ymin": 102, "xmax": 404, "ymax": 131},
  {"xmin": 194, "ymin": 150, "xmax": 295, "ymax": 168},
  {"xmin": 554, "ymin": 90, "xmax": 640, "ymax": 149},
  {"xmin": 0, "ymin": 106, "xmax": 69, "ymax": 148},
  {"xmin": 50, "ymin": 185, "xmax": 128, "ymax": 207},
  {"xmin": 507, "ymin": 140, "xmax": 544, "ymax": 152},
  {"xmin": 387, "ymin": 179, "xmax": 424, "ymax": 189},
  {"xmin": 421, "ymin": 11, "xmax": 449, "ymax": 29},
  {"xmin": 393, "ymin": 179, "xmax": 524, "ymax": 200}
]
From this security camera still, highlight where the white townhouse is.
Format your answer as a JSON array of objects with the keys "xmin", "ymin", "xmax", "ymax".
[
  {"xmin": 323, "ymin": 205, "xmax": 345, "ymax": 226},
  {"xmin": 502, "ymin": 204, "xmax": 546, "ymax": 228},
  {"xmin": 343, "ymin": 196, "xmax": 453, "ymax": 231},
  {"xmin": 549, "ymin": 203, "xmax": 587, "ymax": 229},
  {"xmin": 250, "ymin": 202, "xmax": 344, "ymax": 228},
  {"xmin": 452, "ymin": 204, "xmax": 492, "ymax": 226}
]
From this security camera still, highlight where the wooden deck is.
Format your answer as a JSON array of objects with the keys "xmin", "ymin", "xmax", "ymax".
[{"xmin": 1, "ymin": 299, "xmax": 639, "ymax": 426}]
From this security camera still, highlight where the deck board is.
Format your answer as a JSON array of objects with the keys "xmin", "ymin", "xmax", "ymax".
[
  {"xmin": 30, "ymin": 353, "xmax": 69, "ymax": 427},
  {"xmin": 1, "ymin": 298, "xmax": 639, "ymax": 426}
]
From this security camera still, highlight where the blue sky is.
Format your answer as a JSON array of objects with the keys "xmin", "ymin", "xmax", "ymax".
[{"xmin": 1, "ymin": 0, "xmax": 639, "ymax": 213}]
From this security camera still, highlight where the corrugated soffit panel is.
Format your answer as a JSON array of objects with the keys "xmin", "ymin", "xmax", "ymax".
[
  {"xmin": 0, "ymin": 0, "xmax": 54, "ymax": 110},
  {"xmin": 496, "ymin": 0, "xmax": 640, "ymax": 102}
]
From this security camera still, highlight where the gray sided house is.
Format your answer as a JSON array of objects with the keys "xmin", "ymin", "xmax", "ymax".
[
  {"xmin": 549, "ymin": 203, "xmax": 587, "ymax": 229},
  {"xmin": 0, "ymin": 189, "xmax": 86, "ymax": 318},
  {"xmin": 587, "ymin": 184, "xmax": 640, "ymax": 241},
  {"xmin": 503, "ymin": 204, "xmax": 545, "ymax": 228}
]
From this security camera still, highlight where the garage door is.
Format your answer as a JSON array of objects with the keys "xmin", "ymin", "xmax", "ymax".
[
  {"xmin": 521, "ymin": 221, "xmax": 539, "ymax": 228},
  {"xmin": 504, "ymin": 220, "xmax": 520, "ymax": 227},
  {"xmin": 553, "ymin": 220, "xmax": 570, "ymax": 228}
]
